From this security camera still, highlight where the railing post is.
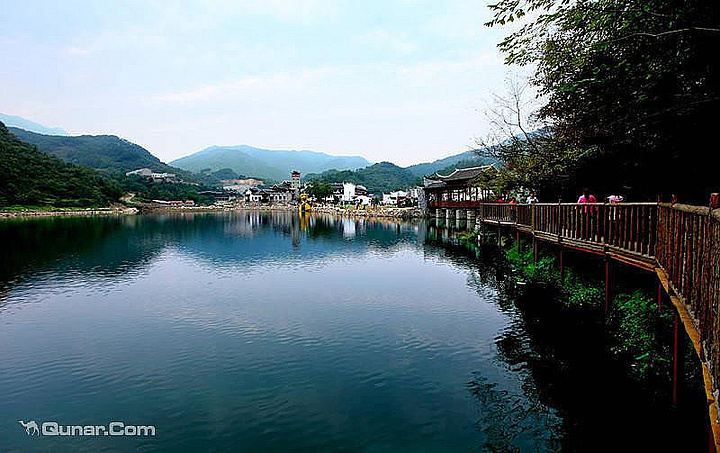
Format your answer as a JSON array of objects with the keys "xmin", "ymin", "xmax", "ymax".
[
  {"xmin": 558, "ymin": 199, "xmax": 563, "ymax": 239},
  {"xmin": 531, "ymin": 203, "xmax": 536, "ymax": 232},
  {"xmin": 672, "ymin": 313, "xmax": 685, "ymax": 406},
  {"xmin": 605, "ymin": 258, "xmax": 611, "ymax": 314}
]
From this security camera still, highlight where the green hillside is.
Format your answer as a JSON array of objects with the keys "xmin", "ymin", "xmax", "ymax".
[
  {"xmin": 0, "ymin": 122, "xmax": 122, "ymax": 207},
  {"xmin": 9, "ymin": 127, "xmax": 177, "ymax": 175},
  {"xmin": 306, "ymin": 162, "xmax": 421, "ymax": 195}
]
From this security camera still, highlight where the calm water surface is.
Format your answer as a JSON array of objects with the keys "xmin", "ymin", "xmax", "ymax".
[{"xmin": 0, "ymin": 212, "xmax": 704, "ymax": 451}]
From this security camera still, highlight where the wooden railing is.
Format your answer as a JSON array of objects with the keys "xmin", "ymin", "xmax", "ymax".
[
  {"xmin": 467, "ymin": 202, "xmax": 661, "ymax": 262},
  {"xmin": 656, "ymin": 203, "xmax": 720, "ymax": 408},
  {"xmin": 437, "ymin": 200, "xmax": 720, "ymax": 442}
]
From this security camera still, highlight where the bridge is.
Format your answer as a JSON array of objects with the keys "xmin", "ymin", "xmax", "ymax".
[{"xmin": 426, "ymin": 192, "xmax": 720, "ymax": 448}]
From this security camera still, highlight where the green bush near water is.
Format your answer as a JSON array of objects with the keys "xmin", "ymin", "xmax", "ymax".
[{"xmin": 468, "ymin": 232, "xmax": 673, "ymax": 382}]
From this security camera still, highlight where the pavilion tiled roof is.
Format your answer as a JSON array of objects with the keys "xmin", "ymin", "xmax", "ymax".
[{"xmin": 423, "ymin": 165, "xmax": 493, "ymax": 188}]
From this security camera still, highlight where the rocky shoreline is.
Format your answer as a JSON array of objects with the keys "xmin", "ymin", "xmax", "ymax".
[
  {"xmin": 1, "ymin": 203, "xmax": 424, "ymax": 220},
  {"xmin": 143, "ymin": 203, "xmax": 423, "ymax": 219},
  {"xmin": 0, "ymin": 206, "xmax": 139, "ymax": 218},
  {"xmin": 311, "ymin": 205, "xmax": 422, "ymax": 219}
]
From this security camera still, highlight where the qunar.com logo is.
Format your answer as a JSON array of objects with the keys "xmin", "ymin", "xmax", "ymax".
[{"xmin": 19, "ymin": 420, "xmax": 156, "ymax": 437}]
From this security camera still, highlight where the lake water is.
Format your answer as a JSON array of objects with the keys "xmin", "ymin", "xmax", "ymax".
[{"xmin": 0, "ymin": 212, "xmax": 706, "ymax": 451}]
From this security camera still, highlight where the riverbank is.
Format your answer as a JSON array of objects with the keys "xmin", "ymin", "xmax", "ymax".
[
  {"xmin": 1, "ymin": 201, "xmax": 424, "ymax": 220},
  {"xmin": 142, "ymin": 202, "xmax": 423, "ymax": 219},
  {"xmin": 0, "ymin": 206, "xmax": 139, "ymax": 218},
  {"xmin": 312, "ymin": 205, "xmax": 422, "ymax": 219}
]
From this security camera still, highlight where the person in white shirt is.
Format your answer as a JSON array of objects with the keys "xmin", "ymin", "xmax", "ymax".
[{"xmin": 526, "ymin": 191, "xmax": 539, "ymax": 204}]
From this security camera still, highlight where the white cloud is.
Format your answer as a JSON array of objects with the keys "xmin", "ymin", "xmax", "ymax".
[
  {"xmin": 356, "ymin": 29, "xmax": 418, "ymax": 54},
  {"xmin": 61, "ymin": 46, "xmax": 92, "ymax": 57},
  {"xmin": 153, "ymin": 66, "xmax": 346, "ymax": 104}
]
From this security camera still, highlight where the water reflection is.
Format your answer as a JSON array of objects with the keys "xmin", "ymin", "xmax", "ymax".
[
  {"xmin": 427, "ymin": 217, "xmax": 708, "ymax": 452},
  {"xmin": 0, "ymin": 212, "xmax": 422, "ymax": 296},
  {"xmin": 4, "ymin": 212, "xmax": 523, "ymax": 451},
  {"xmin": 0, "ymin": 212, "xmax": 704, "ymax": 451}
]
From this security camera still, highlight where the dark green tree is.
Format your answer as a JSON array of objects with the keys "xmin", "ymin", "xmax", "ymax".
[
  {"xmin": 306, "ymin": 182, "xmax": 334, "ymax": 201},
  {"xmin": 486, "ymin": 0, "xmax": 720, "ymax": 202}
]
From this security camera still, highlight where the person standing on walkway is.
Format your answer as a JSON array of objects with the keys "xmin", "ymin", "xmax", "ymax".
[
  {"xmin": 577, "ymin": 188, "xmax": 597, "ymax": 239},
  {"xmin": 526, "ymin": 191, "xmax": 539, "ymax": 204}
]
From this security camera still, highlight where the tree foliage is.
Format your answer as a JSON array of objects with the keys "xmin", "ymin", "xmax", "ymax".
[
  {"xmin": 486, "ymin": 0, "xmax": 720, "ymax": 202},
  {"xmin": 306, "ymin": 182, "xmax": 334, "ymax": 200}
]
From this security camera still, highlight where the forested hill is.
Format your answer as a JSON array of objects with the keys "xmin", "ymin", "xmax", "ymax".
[
  {"xmin": 305, "ymin": 162, "xmax": 421, "ymax": 194},
  {"xmin": 405, "ymin": 150, "xmax": 496, "ymax": 177},
  {"xmin": 0, "ymin": 122, "xmax": 122, "ymax": 207},
  {"xmin": 9, "ymin": 127, "xmax": 177, "ymax": 175}
]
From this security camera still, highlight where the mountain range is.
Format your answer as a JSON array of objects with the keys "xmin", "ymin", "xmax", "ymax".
[
  {"xmin": 2, "ymin": 113, "xmax": 497, "ymax": 191},
  {"xmin": 170, "ymin": 145, "xmax": 371, "ymax": 182},
  {"xmin": 405, "ymin": 149, "xmax": 494, "ymax": 177},
  {"xmin": 0, "ymin": 112, "xmax": 69, "ymax": 136}
]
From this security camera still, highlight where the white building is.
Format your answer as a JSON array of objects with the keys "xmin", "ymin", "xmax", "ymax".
[
  {"xmin": 382, "ymin": 190, "xmax": 408, "ymax": 205},
  {"xmin": 355, "ymin": 195, "xmax": 372, "ymax": 205},
  {"xmin": 342, "ymin": 182, "xmax": 356, "ymax": 202}
]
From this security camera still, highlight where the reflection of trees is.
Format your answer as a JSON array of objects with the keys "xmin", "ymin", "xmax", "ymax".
[
  {"xmin": 425, "ymin": 222, "xmax": 708, "ymax": 451},
  {"xmin": 0, "ymin": 212, "xmax": 423, "ymax": 299},
  {"xmin": 467, "ymin": 373, "xmax": 562, "ymax": 452},
  {"xmin": 0, "ymin": 216, "xmax": 164, "ymax": 292}
]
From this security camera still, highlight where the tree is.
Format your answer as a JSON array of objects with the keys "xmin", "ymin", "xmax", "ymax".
[
  {"xmin": 306, "ymin": 182, "xmax": 333, "ymax": 202},
  {"xmin": 486, "ymin": 0, "xmax": 720, "ymax": 202},
  {"xmin": 475, "ymin": 77, "xmax": 590, "ymax": 199}
]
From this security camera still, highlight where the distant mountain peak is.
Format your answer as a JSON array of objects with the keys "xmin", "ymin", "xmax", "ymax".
[
  {"xmin": 171, "ymin": 144, "xmax": 372, "ymax": 182},
  {"xmin": 0, "ymin": 112, "xmax": 69, "ymax": 136}
]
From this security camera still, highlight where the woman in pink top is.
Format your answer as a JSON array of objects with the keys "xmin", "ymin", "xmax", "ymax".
[
  {"xmin": 577, "ymin": 188, "xmax": 597, "ymax": 239},
  {"xmin": 577, "ymin": 188, "xmax": 597, "ymax": 205}
]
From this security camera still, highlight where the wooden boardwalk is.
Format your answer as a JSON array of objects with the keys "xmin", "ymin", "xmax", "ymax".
[{"xmin": 431, "ymin": 201, "xmax": 720, "ymax": 447}]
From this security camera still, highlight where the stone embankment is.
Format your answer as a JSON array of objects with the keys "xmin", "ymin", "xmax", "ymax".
[
  {"xmin": 0, "ymin": 206, "xmax": 139, "ymax": 218},
  {"xmin": 312, "ymin": 205, "xmax": 422, "ymax": 219},
  {"xmin": 138, "ymin": 201, "xmax": 423, "ymax": 219}
]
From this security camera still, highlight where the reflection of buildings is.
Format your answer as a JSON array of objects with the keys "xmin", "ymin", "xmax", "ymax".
[{"xmin": 342, "ymin": 218, "xmax": 356, "ymax": 238}]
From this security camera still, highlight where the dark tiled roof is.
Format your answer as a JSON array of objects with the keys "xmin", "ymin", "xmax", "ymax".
[
  {"xmin": 434, "ymin": 165, "xmax": 492, "ymax": 181},
  {"xmin": 423, "ymin": 178, "xmax": 446, "ymax": 189},
  {"xmin": 423, "ymin": 165, "xmax": 493, "ymax": 188}
]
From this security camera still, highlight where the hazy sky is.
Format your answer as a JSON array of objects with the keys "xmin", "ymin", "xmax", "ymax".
[{"xmin": 1, "ymin": 0, "xmax": 521, "ymax": 166}]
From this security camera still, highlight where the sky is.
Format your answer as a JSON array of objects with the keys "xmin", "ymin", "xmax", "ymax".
[{"xmin": 0, "ymin": 0, "xmax": 524, "ymax": 166}]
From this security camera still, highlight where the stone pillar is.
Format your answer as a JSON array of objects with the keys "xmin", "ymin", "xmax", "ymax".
[
  {"xmin": 446, "ymin": 208, "xmax": 453, "ymax": 220},
  {"xmin": 466, "ymin": 209, "xmax": 476, "ymax": 222},
  {"xmin": 456, "ymin": 209, "xmax": 466, "ymax": 221}
]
